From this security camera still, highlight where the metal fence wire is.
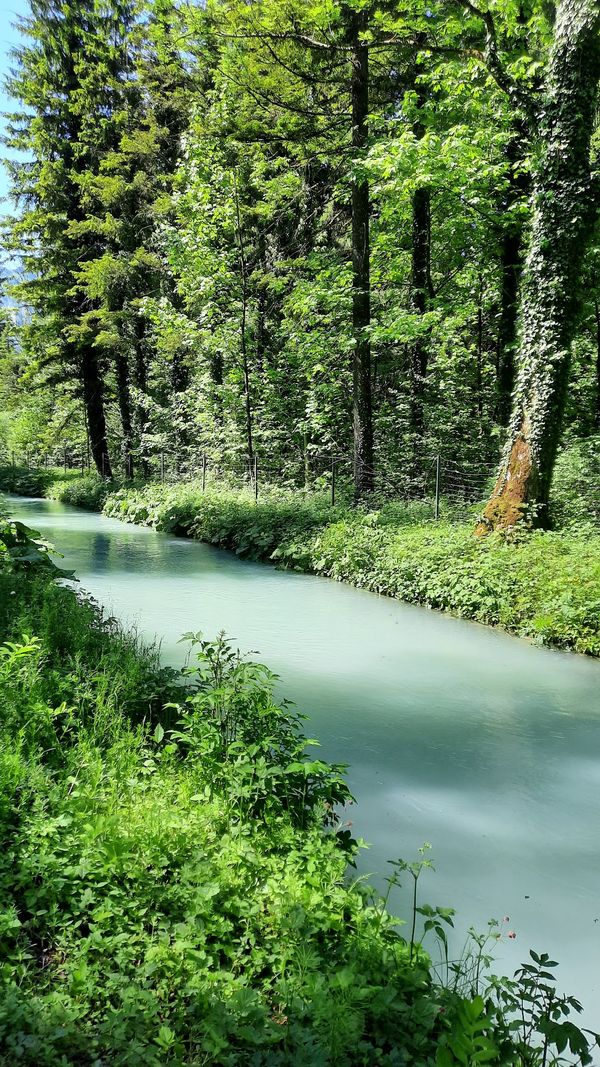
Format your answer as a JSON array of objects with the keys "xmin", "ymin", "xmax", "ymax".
[{"xmin": 0, "ymin": 444, "xmax": 496, "ymax": 521}]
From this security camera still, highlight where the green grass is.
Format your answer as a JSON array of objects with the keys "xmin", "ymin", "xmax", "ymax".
[{"xmin": 0, "ymin": 520, "xmax": 594, "ymax": 1065}]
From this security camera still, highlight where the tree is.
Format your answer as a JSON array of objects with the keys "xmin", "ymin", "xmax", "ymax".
[
  {"xmin": 2, "ymin": 0, "xmax": 137, "ymax": 476},
  {"xmin": 480, "ymin": 0, "xmax": 600, "ymax": 529}
]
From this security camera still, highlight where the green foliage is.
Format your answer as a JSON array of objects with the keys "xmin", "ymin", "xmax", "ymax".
[
  {"xmin": 299, "ymin": 519, "xmax": 600, "ymax": 656},
  {"xmin": 549, "ymin": 436, "xmax": 600, "ymax": 528},
  {"xmin": 56, "ymin": 477, "xmax": 600, "ymax": 656},
  {"xmin": 0, "ymin": 465, "xmax": 79, "ymax": 497},
  {"xmin": 0, "ymin": 535, "xmax": 595, "ymax": 1064},
  {"xmin": 103, "ymin": 482, "xmax": 339, "ymax": 556},
  {"xmin": 16, "ymin": 469, "xmax": 600, "ymax": 655},
  {"xmin": 47, "ymin": 473, "xmax": 118, "ymax": 512},
  {"xmin": 0, "ymin": 569, "xmax": 439, "ymax": 1065},
  {"xmin": 0, "ymin": 517, "xmax": 72, "ymax": 579}
]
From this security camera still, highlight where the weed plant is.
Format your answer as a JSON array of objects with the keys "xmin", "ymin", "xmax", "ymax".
[{"xmin": 0, "ymin": 517, "xmax": 596, "ymax": 1064}]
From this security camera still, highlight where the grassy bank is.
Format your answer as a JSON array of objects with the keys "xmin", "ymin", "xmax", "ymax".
[
  {"xmin": 0, "ymin": 512, "xmax": 595, "ymax": 1066},
  {"xmin": 4, "ymin": 461, "xmax": 595, "ymax": 657}
]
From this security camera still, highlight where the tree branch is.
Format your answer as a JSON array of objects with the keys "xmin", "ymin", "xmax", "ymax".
[{"xmin": 449, "ymin": 1, "xmax": 538, "ymax": 125}]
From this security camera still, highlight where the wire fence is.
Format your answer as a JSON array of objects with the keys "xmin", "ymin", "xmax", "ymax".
[{"xmin": 0, "ymin": 443, "xmax": 496, "ymax": 522}]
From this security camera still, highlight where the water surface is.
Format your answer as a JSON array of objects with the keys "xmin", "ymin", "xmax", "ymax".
[{"xmin": 7, "ymin": 495, "xmax": 600, "ymax": 1027}]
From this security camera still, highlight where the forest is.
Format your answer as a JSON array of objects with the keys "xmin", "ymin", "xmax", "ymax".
[
  {"xmin": 0, "ymin": 0, "xmax": 600, "ymax": 1063},
  {"xmin": 0, "ymin": 0, "xmax": 598, "ymax": 528}
]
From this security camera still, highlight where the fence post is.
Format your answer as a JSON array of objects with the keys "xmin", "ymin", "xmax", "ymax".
[
  {"xmin": 254, "ymin": 455, "xmax": 258, "ymax": 503},
  {"xmin": 160, "ymin": 452, "xmax": 165, "ymax": 483},
  {"xmin": 331, "ymin": 458, "xmax": 336, "ymax": 507},
  {"xmin": 434, "ymin": 454, "xmax": 441, "ymax": 521},
  {"xmin": 202, "ymin": 454, "xmax": 207, "ymax": 492}
]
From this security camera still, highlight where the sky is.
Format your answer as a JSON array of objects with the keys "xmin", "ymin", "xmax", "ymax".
[{"xmin": 0, "ymin": 0, "xmax": 30, "ymax": 209}]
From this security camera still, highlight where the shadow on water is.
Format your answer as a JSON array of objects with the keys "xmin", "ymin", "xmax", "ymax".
[{"xmin": 7, "ymin": 494, "xmax": 600, "ymax": 1027}]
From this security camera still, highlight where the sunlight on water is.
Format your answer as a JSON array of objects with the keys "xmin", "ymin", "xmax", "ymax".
[{"xmin": 8, "ymin": 495, "xmax": 600, "ymax": 1029}]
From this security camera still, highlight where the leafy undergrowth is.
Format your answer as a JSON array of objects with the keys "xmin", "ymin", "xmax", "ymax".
[
  {"xmin": 290, "ymin": 519, "xmax": 600, "ymax": 657},
  {"xmin": 0, "ymin": 518, "xmax": 596, "ymax": 1066},
  {"xmin": 2, "ymin": 464, "xmax": 599, "ymax": 655},
  {"xmin": 0, "ymin": 464, "xmax": 82, "ymax": 497},
  {"xmin": 42, "ymin": 477, "xmax": 600, "ymax": 657}
]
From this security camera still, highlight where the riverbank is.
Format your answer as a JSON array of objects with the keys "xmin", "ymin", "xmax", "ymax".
[
  {"xmin": 1, "ymin": 510, "xmax": 595, "ymax": 1065},
  {"xmin": 1, "ymin": 464, "xmax": 599, "ymax": 656}
]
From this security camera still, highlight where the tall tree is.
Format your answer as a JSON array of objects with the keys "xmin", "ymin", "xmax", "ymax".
[
  {"xmin": 480, "ymin": 0, "xmax": 600, "ymax": 529},
  {"xmin": 347, "ymin": 3, "xmax": 374, "ymax": 495},
  {"xmin": 2, "ymin": 0, "xmax": 137, "ymax": 476}
]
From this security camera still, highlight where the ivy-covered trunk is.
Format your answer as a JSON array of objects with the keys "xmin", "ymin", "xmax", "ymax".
[{"xmin": 481, "ymin": 0, "xmax": 600, "ymax": 531}]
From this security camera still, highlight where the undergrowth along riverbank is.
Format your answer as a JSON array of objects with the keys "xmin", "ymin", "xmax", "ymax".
[
  {"xmin": 2, "ymin": 460, "xmax": 597, "ymax": 657},
  {"xmin": 0, "ymin": 511, "xmax": 597, "ymax": 1066}
]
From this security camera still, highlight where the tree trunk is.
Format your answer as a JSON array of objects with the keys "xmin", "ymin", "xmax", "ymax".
[
  {"xmin": 408, "ymin": 42, "xmax": 433, "ymax": 445},
  {"xmin": 232, "ymin": 172, "xmax": 255, "ymax": 471},
  {"xmin": 349, "ymin": 7, "xmax": 374, "ymax": 499},
  {"xmin": 476, "ymin": 273, "xmax": 483, "ymax": 419},
  {"xmin": 496, "ymin": 222, "xmax": 522, "ymax": 425},
  {"xmin": 594, "ymin": 296, "xmax": 600, "ymax": 431},
  {"xmin": 409, "ymin": 184, "xmax": 432, "ymax": 440},
  {"xmin": 479, "ymin": 0, "xmax": 600, "ymax": 532},
  {"xmin": 496, "ymin": 130, "xmax": 529, "ymax": 425},
  {"xmin": 115, "ymin": 348, "xmax": 134, "ymax": 477},
  {"xmin": 132, "ymin": 316, "xmax": 150, "ymax": 478},
  {"xmin": 81, "ymin": 346, "xmax": 112, "ymax": 478}
]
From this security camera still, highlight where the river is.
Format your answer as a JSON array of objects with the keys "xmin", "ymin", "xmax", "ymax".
[{"xmin": 7, "ymin": 494, "xmax": 600, "ymax": 1029}]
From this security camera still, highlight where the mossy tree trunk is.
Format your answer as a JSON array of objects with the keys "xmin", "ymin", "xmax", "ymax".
[{"xmin": 480, "ymin": 0, "xmax": 600, "ymax": 531}]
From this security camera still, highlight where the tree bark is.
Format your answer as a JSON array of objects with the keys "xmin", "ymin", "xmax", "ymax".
[
  {"xmin": 480, "ymin": 0, "xmax": 600, "ymax": 532},
  {"xmin": 115, "ymin": 348, "xmax": 134, "ymax": 477},
  {"xmin": 232, "ymin": 172, "xmax": 255, "ymax": 471},
  {"xmin": 409, "ymin": 184, "xmax": 432, "ymax": 440},
  {"xmin": 408, "ymin": 41, "xmax": 433, "ymax": 445},
  {"xmin": 496, "ymin": 130, "xmax": 529, "ymax": 425},
  {"xmin": 348, "ymin": 7, "xmax": 374, "ymax": 499},
  {"xmin": 81, "ymin": 346, "xmax": 112, "ymax": 478},
  {"xmin": 594, "ymin": 296, "xmax": 600, "ymax": 431},
  {"xmin": 496, "ymin": 222, "xmax": 522, "ymax": 425}
]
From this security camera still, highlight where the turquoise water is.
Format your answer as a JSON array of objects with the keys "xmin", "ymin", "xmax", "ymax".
[{"xmin": 7, "ymin": 495, "xmax": 600, "ymax": 1028}]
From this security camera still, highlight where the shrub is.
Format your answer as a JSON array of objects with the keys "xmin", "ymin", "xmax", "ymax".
[
  {"xmin": 0, "ymin": 525, "xmax": 595, "ymax": 1064},
  {"xmin": 550, "ymin": 436, "xmax": 600, "ymax": 528},
  {"xmin": 48, "ymin": 473, "xmax": 117, "ymax": 510}
]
